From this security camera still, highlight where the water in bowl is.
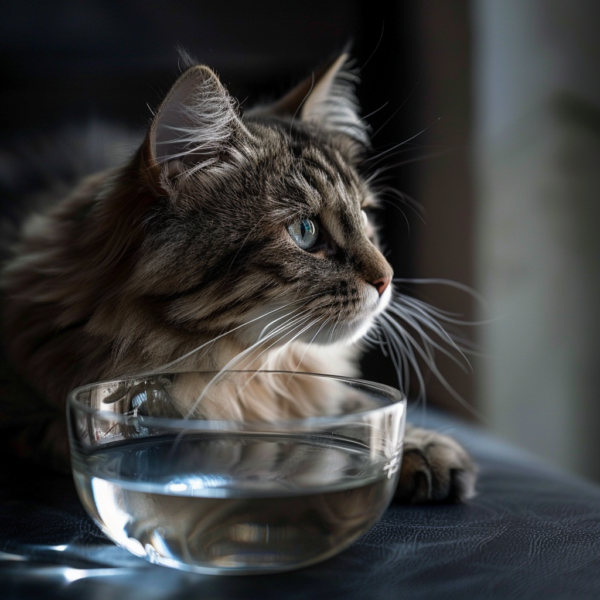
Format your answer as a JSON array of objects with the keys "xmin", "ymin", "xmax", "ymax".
[{"xmin": 72, "ymin": 432, "xmax": 396, "ymax": 574}]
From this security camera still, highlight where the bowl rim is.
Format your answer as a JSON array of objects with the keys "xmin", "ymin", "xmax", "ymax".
[{"xmin": 68, "ymin": 370, "xmax": 406, "ymax": 430}]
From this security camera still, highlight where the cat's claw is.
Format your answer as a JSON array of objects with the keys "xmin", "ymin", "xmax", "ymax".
[{"xmin": 395, "ymin": 426, "xmax": 477, "ymax": 504}]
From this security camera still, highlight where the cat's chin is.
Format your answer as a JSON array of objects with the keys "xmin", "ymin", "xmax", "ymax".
[
  {"xmin": 340, "ymin": 317, "xmax": 376, "ymax": 345},
  {"xmin": 326, "ymin": 285, "xmax": 392, "ymax": 345},
  {"xmin": 298, "ymin": 312, "xmax": 377, "ymax": 347}
]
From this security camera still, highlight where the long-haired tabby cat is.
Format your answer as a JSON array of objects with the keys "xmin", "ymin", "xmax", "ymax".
[{"xmin": 1, "ymin": 53, "xmax": 476, "ymax": 503}]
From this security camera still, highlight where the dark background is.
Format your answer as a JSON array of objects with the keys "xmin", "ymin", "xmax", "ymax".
[{"xmin": 0, "ymin": 0, "xmax": 475, "ymax": 416}]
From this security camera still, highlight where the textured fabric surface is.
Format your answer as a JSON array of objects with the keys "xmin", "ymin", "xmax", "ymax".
[{"xmin": 2, "ymin": 410, "xmax": 600, "ymax": 599}]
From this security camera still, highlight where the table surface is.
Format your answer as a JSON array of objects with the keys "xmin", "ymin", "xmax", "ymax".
[{"xmin": 2, "ymin": 410, "xmax": 600, "ymax": 600}]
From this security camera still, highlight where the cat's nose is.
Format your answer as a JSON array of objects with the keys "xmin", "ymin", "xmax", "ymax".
[{"xmin": 371, "ymin": 275, "xmax": 391, "ymax": 297}]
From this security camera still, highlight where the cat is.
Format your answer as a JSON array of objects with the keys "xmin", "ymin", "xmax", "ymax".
[{"xmin": 0, "ymin": 52, "xmax": 476, "ymax": 503}]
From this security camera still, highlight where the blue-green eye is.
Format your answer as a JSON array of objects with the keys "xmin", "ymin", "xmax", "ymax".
[{"xmin": 288, "ymin": 218, "xmax": 319, "ymax": 250}]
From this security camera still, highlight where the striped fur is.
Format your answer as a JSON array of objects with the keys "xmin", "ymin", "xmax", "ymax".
[
  {"xmin": 1, "ymin": 56, "xmax": 392, "ymax": 465},
  {"xmin": 1, "ymin": 56, "xmax": 477, "ymax": 503}
]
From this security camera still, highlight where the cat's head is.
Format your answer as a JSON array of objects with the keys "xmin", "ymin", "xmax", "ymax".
[{"xmin": 123, "ymin": 54, "xmax": 393, "ymax": 356}]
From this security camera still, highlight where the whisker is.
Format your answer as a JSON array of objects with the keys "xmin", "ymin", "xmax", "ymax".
[
  {"xmin": 392, "ymin": 277, "xmax": 489, "ymax": 309},
  {"xmin": 215, "ymin": 313, "xmax": 324, "ymax": 405},
  {"xmin": 381, "ymin": 314, "xmax": 424, "ymax": 401},
  {"xmin": 327, "ymin": 312, "xmax": 343, "ymax": 345},
  {"xmin": 365, "ymin": 119, "xmax": 440, "ymax": 163},
  {"xmin": 238, "ymin": 314, "xmax": 324, "ymax": 393},
  {"xmin": 390, "ymin": 296, "xmax": 473, "ymax": 353},
  {"xmin": 144, "ymin": 291, "xmax": 332, "ymax": 378},
  {"xmin": 253, "ymin": 314, "xmax": 319, "ymax": 367},
  {"xmin": 184, "ymin": 311, "xmax": 314, "ymax": 417},
  {"xmin": 290, "ymin": 316, "xmax": 333, "ymax": 376},
  {"xmin": 369, "ymin": 78, "xmax": 422, "ymax": 141},
  {"xmin": 379, "ymin": 311, "xmax": 486, "ymax": 422},
  {"xmin": 386, "ymin": 303, "xmax": 471, "ymax": 374},
  {"xmin": 128, "ymin": 301, "xmax": 305, "ymax": 378}
]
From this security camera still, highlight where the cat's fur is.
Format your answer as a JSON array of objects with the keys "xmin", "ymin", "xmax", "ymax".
[{"xmin": 0, "ymin": 54, "xmax": 476, "ymax": 502}]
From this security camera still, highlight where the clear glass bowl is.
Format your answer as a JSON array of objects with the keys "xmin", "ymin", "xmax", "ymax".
[{"xmin": 68, "ymin": 371, "xmax": 406, "ymax": 575}]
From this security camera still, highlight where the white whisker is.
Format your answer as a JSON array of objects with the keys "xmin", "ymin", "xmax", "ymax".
[
  {"xmin": 183, "ymin": 311, "xmax": 313, "ymax": 418},
  {"xmin": 392, "ymin": 277, "xmax": 488, "ymax": 309},
  {"xmin": 387, "ymin": 301, "xmax": 472, "ymax": 372},
  {"xmin": 379, "ymin": 309, "xmax": 486, "ymax": 422},
  {"xmin": 288, "ymin": 316, "xmax": 333, "ymax": 377}
]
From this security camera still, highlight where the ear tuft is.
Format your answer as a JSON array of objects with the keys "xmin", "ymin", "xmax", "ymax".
[
  {"xmin": 300, "ymin": 54, "xmax": 369, "ymax": 146},
  {"xmin": 176, "ymin": 46, "xmax": 199, "ymax": 71},
  {"xmin": 147, "ymin": 65, "xmax": 241, "ymax": 176},
  {"xmin": 249, "ymin": 53, "xmax": 369, "ymax": 147}
]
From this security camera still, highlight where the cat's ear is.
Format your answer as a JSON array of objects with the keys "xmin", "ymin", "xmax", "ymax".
[
  {"xmin": 143, "ymin": 65, "xmax": 245, "ymax": 184},
  {"xmin": 250, "ymin": 53, "xmax": 369, "ymax": 147}
]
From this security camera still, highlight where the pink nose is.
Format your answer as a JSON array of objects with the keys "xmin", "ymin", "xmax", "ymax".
[{"xmin": 371, "ymin": 276, "xmax": 391, "ymax": 297}]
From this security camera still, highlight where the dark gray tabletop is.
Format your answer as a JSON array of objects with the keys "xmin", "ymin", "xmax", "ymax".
[{"xmin": 2, "ymin": 410, "xmax": 600, "ymax": 600}]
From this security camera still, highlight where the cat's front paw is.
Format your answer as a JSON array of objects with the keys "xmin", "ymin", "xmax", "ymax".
[{"xmin": 395, "ymin": 425, "xmax": 477, "ymax": 504}]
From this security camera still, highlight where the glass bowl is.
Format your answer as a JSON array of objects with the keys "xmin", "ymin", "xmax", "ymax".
[{"xmin": 67, "ymin": 370, "xmax": 406, "ymax": 575}]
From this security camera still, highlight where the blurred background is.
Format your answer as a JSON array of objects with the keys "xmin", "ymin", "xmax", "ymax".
[{"xmin": 1, "ymin": 1, "xmax": 600, "ymax": 482}]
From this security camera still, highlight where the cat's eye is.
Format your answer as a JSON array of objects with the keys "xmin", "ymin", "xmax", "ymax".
[{"xmin": 288, "ymin": 218, "xmax": 319, "ymax": 250}]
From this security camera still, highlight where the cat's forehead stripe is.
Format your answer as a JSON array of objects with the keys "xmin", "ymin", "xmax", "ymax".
[
  {"xmin": 248, "ymin": 118, "xmax": 365, "ymax": 247},
  {"xmin": 299, "ymin": 153, "xmax": 357, "ymax": 203},
  {"xmin": 283, "ymin": 126, "xmax": 354, "ymax": 185}
]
